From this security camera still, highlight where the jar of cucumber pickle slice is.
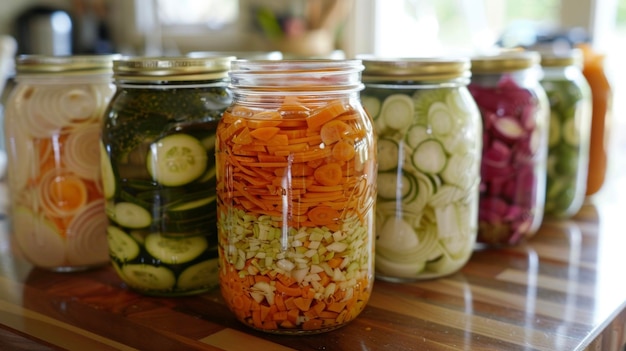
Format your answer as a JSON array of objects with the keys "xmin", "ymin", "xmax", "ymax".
[
  {"xmin": 540, "ymin": 49, "xmax": 592, "ymax": 218},
  {"xmin": 101, "ymin": 56, "xmax": 233, "ymax": 296},
  {"xmin": 360, "ymin": 57, "xmax": 482, "ymax": 281}
]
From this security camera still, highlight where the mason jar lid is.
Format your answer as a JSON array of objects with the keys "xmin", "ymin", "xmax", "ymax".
[
  {"xmin": 360, "ymin": 56, "xmax": 471, "ymax": 82},
  {"xmin": 470, "ymin": 50, "xmax": 540, "ymax": 74},
  {"xmin": 540, "ymin": 48, "xmax": 583, "ymax": 68},
  {"xmin": 113, "ymin": 56, "xmax": 234, "ymax": 81},
  {"xmin": 16, "ymin": 54, "xmax": 121, "ymax": 75}
]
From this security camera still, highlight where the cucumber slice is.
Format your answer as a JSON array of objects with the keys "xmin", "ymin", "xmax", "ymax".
[
  {"xmin": 405, "ymin": 125, "xmax": 430, "ymax": 149},
  {"xmin": 145, "ymin": 233, "xmax": 208, "ymax": 264},
  {"xmin": 548, "ymin": 112, "xmax": 561, "ymax": 147},
  {"xmin": 107, "ymin": 225, "xmax": 140, "ymax": 261},
  {"xmin": 428, "ymin": 102, "xmax": 454, "ymax": 136},
  {"xmin": 376, "ymin": 254, "xmax": 425, "ymax": 278},
  {"xmin": 377, "ymin": 138, "xmax": 400, "ymax": 172},
  {"xmin": 361, "ymin": 95, "xmax": 382, "ymax": 120},
  {"xmin": 562, "ymin": 117, "xmax": 579, "ymax": 146},
  {"xmin": 377, "ymin": 172, "xmax": 416, "ymax": 201},
  {"xmin": 121, "ymin": 264, "xmax": 176, "ymax": 291},
  {"xmin": 380, "ymin": 94, "xmax": 414, "ymax": 131},
  {"xmin": 112, "ymin": 202, "xmax": 152, "ymax": 229},
  {"xmin": 177, "ymin": 258, "xmax": 219, "ymax": 290},
  {"xmin": 146, "ymin": 133, "xmax": 208, "ymax": 187},
  {"xmin": 411, "ymin": 139, "xmax": 447, "ymax": 174},
  {"xmin": 100, "ymin": 142, "xmax": 116, "ymax": 199}
]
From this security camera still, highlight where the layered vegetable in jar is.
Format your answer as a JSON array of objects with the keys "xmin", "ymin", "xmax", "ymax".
[
  {"xmin": 469, "ymin": 50, "xmax": 550, "ymax": 246},
  {"xmin": 101, "ymin": 56, "xmax": 233, "ymax": 295},
  {"xmin": 360, "ymin": 57, "xmax": 482, "ymax": 281},
  {"xmin": 539, "ymin": 49, "xmax": 592, "ymax": 218},
  {"xmin": 4, "ymin": 55, "xmax": 119, "ymax": 271},
  {"xmin": 216, "ymin": 60, "xmax": 376, "ymax": 334}
]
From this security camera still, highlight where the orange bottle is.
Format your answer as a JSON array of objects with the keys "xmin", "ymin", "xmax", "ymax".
[{"xmin": 578, "ymin": 44, "xmax": 612, "ymax": 196}]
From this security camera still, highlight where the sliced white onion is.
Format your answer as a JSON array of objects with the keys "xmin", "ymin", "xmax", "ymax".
[{"xmin": 65, "ymin": 199, "xmax": 109, "ymax": 266}]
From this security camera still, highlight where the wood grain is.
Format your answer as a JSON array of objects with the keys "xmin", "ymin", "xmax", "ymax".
[{"xmin": 1, "ymin": 198, "xmax": 626, "ymax": 350}]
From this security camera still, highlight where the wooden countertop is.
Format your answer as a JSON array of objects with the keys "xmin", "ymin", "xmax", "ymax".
[{"xmin": 1, "ymin": 169, "xmax": 626, "ymax": 350}]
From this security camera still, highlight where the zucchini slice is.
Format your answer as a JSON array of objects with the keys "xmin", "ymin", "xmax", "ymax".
[
  {"xmin": 145, "ymin": 233, "xmax": 208, "ymax": 264},
  {"xmin": 112, "ymin": 202, "xmax": 152, "ymax": 229},
  {"xmin": 107, "ymin": 225, "xmax": 140, "ymax": 261},
  {"xmin": 380, "ymin": 94, "xmax": 414, "ymax": 131},
  {"xmin": 146, "ymin": 133, "xmax": 208, "ymax": 187},
  {"xmin": 377, "ymin": 138, "xmax": 400, "ymax": 172},
  {"xmin": 411, "ymin": 139, "xmax": 447, "ymax": 174},
  {"xmin": 177, "ymin": 258, "xmax": 219, "ymax": 290},
  {"xmin": 121, "ymin": 264, "xmax": 176, "ymax": 291}
]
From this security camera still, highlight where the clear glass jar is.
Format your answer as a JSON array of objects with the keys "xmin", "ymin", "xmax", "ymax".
[
  {"xmin": 216, "ymin": 60, "xmax": 376, "ymax": 334},
  {"xmin": 540, "ymin": 49, "xmax": 592, "ymax": 218},
  {"xmin": 360, "ymin": 57, "xmax": 482, "ymax": 281},
  {"xmin": 577, "ymin": 44, "xmax": 613, "ymax": 196},
  {"xmin": 469, "ymin": 50, "xmax": 550, "ymax": 246},
  {"xmin": 101, "ymin": 56, "xmax": 233, "ymax": 296},
  {"xmin": 4, "ymin": 54, "xmax": 118, "ymax": 271}
]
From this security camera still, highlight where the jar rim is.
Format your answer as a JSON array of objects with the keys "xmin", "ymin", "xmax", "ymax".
[
  {"xmin": 16, "ymin": 54, "xmax": 121, "ymax": 75},
  {"xmin": 358, "ymin": 55, "xmax": 471, "ymax": 82},
  {"xmin": 470, "ymin": 50, "xmax": 540, "ymax": 73},
  {"xmin": 540, "ymin": 48, "xmax": 583, "ymax": 68},
  {"xmin": 113, "ymin": 56, "xmax": 234, "ymax": 81}
]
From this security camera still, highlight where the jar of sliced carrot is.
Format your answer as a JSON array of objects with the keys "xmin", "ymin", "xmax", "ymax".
[
  {"xmin": 101, "ymin": 56, "xmax": 234, "ymax": 296},
  {"xmin": 539, "ymin": 49, "xmax": 592, "ymax": 218},
  {"xmin": 360, "ymin": 56, "xmax": 482, "ymax": 281},
  {"xmin": 216, "ymin": 60, "xmax": 376, "ymax": 334},
  {"xmin": 4, "ymin": 54, "xmax": 119, "ymax": 271},
  {"xmin": 469, "ymin": 50, "xmax": 550, "ymax": 246}
]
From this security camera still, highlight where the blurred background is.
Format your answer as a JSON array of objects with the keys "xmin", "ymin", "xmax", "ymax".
[{"xmin": 0, "ymin": 0, "xmax": 624, "ymax": 197}]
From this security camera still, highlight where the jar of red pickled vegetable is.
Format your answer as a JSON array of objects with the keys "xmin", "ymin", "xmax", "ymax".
[
  {"xmin": 360, "ymin": 57, "xmax": 482, "ymax": 281},
  {"xmin": 469, "ymin": 50, "xmax": 550, "ymax": 246},
  {"xmin": 216, "ymin": 60, "xmax": 376, "ymax": 334},
  {"xmin": 101, "ymin": 56, "xmax": 233, "ymax": 295},
  {"xmin": 539, "ymin": 49, "xmax": 592, "ymax": 218},
  {"xmin": 577, "ymin": 44, "xmax": 613, "ymax": 196},
  {"xmin": 4, "ymin": 54, "xmax": 119, "ymax": 271}
]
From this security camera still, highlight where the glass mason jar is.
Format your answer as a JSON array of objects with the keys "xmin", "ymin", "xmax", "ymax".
[
  {"xmin": 469, "ymin": 50, "xmax": 550, "ymax": 246},
  {"xmin": 360, "ymin": 57, "xmax": 482, "ymax": 281},
  {"xmin": 577, "ymin": 44, "xmax": 613, "ymax": 197},
  {"xmin": 540, "ymin": 49, "xmax": 592, "ymax": 218},
  {"xmin": 4, "ymin": 54, "xmax": 118, "ymax": 271},
  {"xmin": 216, "ymin": 60, "xmax": 376, "ymax": 334},
  {"xmin": 101, "ymin": 56, "xmax": 233, "ymax": 296}
]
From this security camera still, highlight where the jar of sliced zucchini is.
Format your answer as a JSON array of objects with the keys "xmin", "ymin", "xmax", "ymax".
[
  {"xmin": 539, "ymin": 49, "xmax": 592, "ymax": 218},
  {"xmin": 4, "ymin": 54, "xmax": 119, "ymax": 272},
  {"xmin": 101, "ymin": 56, "xmax": 234, "ymax": 296},
  {"xmin": 469, "ymin": 50, "xmax": 550, "ymax": 246},
  {"xmin": 216, "ymin": 60, "xmax": 376, "ymax": 334},
  {"xmin": 360, "ymin": 57, "xmax": 482, "ymax": 281}
]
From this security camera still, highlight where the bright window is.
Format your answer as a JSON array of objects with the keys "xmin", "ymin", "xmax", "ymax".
[{"xmin": 155, "ymin": 0, "xmax": 238, "ymax": 29}]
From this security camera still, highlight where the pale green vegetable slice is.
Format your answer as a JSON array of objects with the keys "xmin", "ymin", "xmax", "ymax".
[
  {"xmin": 428, "ymin": 102, "xmax": 454, "ymax": 136},
  {"xmin": 121, "ymin": 264, "xmax": 176, "ymax": 291},
  {"xmin": 380, "ymin": 94, "xmax": 414, "ymax": 131},
  {"xmin": 112, "ymin": 202, "xmax": 152, "ymax": 229},
  {"xmin": 411, "ymin": 139, "xmax": 447, "ymax": 174},
  {"xmin": 376, "ymin": 254, "xmax": 426, "ymax": 278},
  {"xmin": 377, "ymin": 138, "xmax": 400, "ymax": 172},
  {"xmin": 107, "ymin": 225, "xmax": 140, "ymax": 261},
  {"xmin": 548, "ymin": 112, "xmax": 561, "ymax": 147},
  {"xmin": 562, "ymin": 117, "xmax": 579, "ymax": 146},
  {"xmin": 146, "ymin": 133, "xmax": 207, "ymax": 186},
  {"xmin": 145, "ymin": 233, "xmax": 208, "ymax": 264},
  {"xmin": 177, "ymin": 258, "xmax": 219, "ymax": 290},
  {"xmin": 405, "ymin": 125, "xmax": 430, "ymax": 149},
  {"xmin": 361, "ymin": 95, "xmax": 381, "ymax": 120}
]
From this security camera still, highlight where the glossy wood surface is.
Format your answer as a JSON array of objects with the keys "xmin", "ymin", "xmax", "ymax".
[{"xmin": 1, "ymin": 164, "xmax": 626, "ymax": 350}]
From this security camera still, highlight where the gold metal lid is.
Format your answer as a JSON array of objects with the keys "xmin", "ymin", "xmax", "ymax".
[
  {"xmin": 359, "ymin": 56, "xmax": 471, "ymax": 82},
  {"xmin": 113, "ymin": 56, "xmax": 234, "ymax": 81},
  {"xmin": 540, "ymin": 48, "xmax": 583, "ymax": 68},
  {"xmin": 470, "ymin": 50, "xmax": 540, "ymax": 74},
  {"xmin": 16, "ymin": 54, "xmax": 121, "ymax": 75}
]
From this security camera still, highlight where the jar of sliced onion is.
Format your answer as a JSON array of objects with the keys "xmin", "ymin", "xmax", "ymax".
[
  {"xmin": 469, "ymin": 50, "xmax": 550, "ymax": 246},
  {"xmin": 4, "ymin": 54, "xmax": 119, "ymax": 271}
]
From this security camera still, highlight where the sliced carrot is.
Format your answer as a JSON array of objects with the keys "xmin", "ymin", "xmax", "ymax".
[
  {"xmin": 313, "ymin": 162, "xmax": 343, "ymax": 186},
  {"xmin": 293, "ymin": 297, "xmax": 313, "ymax": 312},
  {"xmin": 320, "ymin": 120, "xmax": 353, "ymax": 145},
  {"xmin": 279, "ymin": 95, "xmax": 310, "ymax": 112},
  {"xmin": 273, "ymin": 164, "xmax": 315, "ymax": 177},
  {"xmin": 250, "ymin": 127, "xmax": 280, "ymax": 141},
  {"xmin": 307, "ymin": 206, "xmax": 340, "ymax": 226},
  {"xmin": 332, "ymin": 140, "xmax": 356, "ymax": 162},
  {"xmin": 233, "ymin": 127, "xmax": 253, "ymax": 145},
  {"xmin": 306, "ymin": 100, "xmax": 350, "ymax": 131},
  {"xmin": 265, "ymin": 134, "xmax": 289, "ymax": 146},
  {"xmin": 48, "ymin": 174, "xmax": 88, "ymax": 213}
]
